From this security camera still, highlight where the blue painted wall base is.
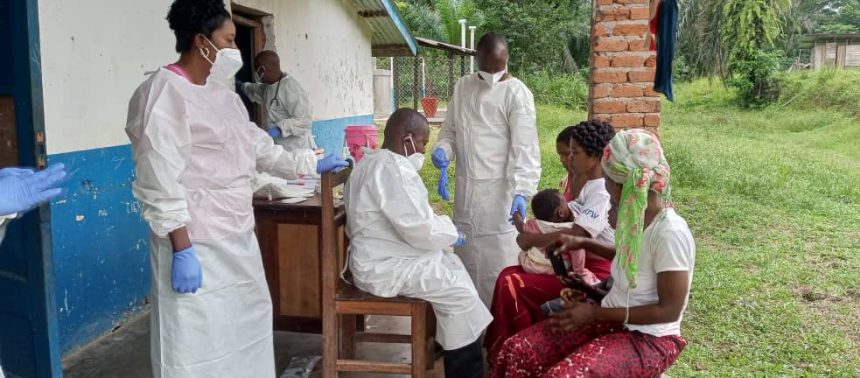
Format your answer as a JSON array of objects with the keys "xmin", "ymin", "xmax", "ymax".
[{"xmin": 48, "ymin": 145, "xmax": 150, "ymax": 356}]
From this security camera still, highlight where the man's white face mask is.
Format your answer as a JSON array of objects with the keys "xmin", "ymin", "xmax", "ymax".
[
  {"xmin": 478, "ymin": 69, "xmax": 506, "ymax": 86},
  {"xmin": 403, "ymin": 135, "xmax": 425, "ymax": 171}
]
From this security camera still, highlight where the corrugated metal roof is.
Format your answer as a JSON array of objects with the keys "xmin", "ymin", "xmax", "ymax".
[{"xmin": 352, "ymin": 0, "xmax": 418, "ymax": 56}]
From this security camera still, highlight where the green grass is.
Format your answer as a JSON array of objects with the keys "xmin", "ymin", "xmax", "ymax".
[
  {"xmin": 409, "ymin": 75, "xmax": 860, "ymax": 376},
  {"xmin": 660, "ymin": 79, "xmax": 860, "ymax": 376}
]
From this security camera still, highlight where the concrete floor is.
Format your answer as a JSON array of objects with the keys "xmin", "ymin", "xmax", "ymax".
[{"xmin": 62, "ymin": 313, "xmax": 442, "ymax": 378}]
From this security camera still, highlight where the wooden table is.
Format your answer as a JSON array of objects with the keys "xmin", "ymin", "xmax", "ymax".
[{"xmin": 254, "ymin": 195, "xmax": 347, "ymax": 333}]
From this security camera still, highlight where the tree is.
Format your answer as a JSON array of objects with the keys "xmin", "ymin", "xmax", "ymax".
[
  {"xmin": 475, "ymin": 0, "xmax": 589, "ymax": 73},
  {"xmin": 721, "ymin": 0, "xmax": 790, "ymax": 106},
  {"xmin": 396, "ymin": 0, "xmax": 485, "ymax": 45}
]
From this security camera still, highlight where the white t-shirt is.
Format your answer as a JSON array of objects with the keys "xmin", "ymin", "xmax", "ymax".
[
  {"xmin": 602, "ymin": 208, "xmax": 696, "ymax": 337},
  {"xmin": 568, "ymin": 178, "xmax": 615, "ymax": 245}
]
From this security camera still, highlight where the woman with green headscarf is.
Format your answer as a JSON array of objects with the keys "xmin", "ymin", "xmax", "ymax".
[{"xmin": 491, "ymin": 129, "xmax": 695, "ymax": 377}]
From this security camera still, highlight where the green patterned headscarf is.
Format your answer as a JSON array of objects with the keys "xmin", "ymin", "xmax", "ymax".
[{"xmin": 601, "ymin": 129, "xmax": 671, "ymax": 289}]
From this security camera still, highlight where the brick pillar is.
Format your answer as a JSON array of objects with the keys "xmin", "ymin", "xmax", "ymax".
[{"xmin": 588, "ymin": 0, "xmax": 661, "ymax": 132}]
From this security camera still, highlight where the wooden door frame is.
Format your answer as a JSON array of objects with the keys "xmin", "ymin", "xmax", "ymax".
[{"xmin": 232, "ymin": 4, "xmax": 267, "ymax": 126}]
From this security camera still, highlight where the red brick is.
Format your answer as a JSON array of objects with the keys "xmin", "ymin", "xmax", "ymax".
[
  {"xmin": 611, "ymin": 83, "xmax": 645, "ymax": 97},
  {"xmin": 644, "ymin": 55, "xmax": 657, "ymax": 68},
  {"xmin": 644, "ymin": 113, "xmax": 661, "ymax": 127},
  {"xmin": 627, "ymin": 99, "xmax": 661, "ymax": 113},
  {"xmin": 592, "ymin": 84, "xmax": 613, "ymax": 98},
  {"xmin": 593, "ymin": 71, "xmax": 628, "ymax": 83},
  {"xmin": 617, "ymin": 0, "xmax": 650, "ymax": 3},
  {"xmin": 628, "ymin": 38, "xmax": 648, "ymax": 51},
  {"xmin": 592, "ymin": 113, "xmax": 613, "ymax": 123},
  {"xmin": 594, "ymin": 23, "xmax": 611, "ymax": 37},
  {"xmin": 644, "ymin": 86, "xmax": 662, "ymax": 97},
  {"xmin": 610, "ymin": 113, "xmax": 645, "ymax": 127},
  {"xmin": 593, "ymin": 100, "xmax": 628, "ymax": 114},
  {"xmin": 593, "ymin": 55, "xmax": 611, "ymax": 68},
  {"xmin": 628, "ymin": 69, "xmax": 655, "ymax": 83},
  {"xmin": 629, "ymin": 6, "xmax": 651, "ymax": 20},
  {"xmin": 594, "ymin": 37, "xmax": 629, "ymax": 52},
  {"xmin": 598, "ymin": 7, "xmax": 630, "ymax": 21},
  {"xmin": 596, "ymin": 0, "xmax": 614, "ymax": 5},
  {"xmin": 611, "ymin": 55, "xmax": 646, "ymax": 67},
  {"xmin": 614, "ymin": 23, "xmax": 649, "ymax": 36}
]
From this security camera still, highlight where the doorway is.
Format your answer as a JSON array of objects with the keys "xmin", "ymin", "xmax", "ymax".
[
  {"xmin": 232, "ymin": 5, "xmax": 268, "ymax": 127},
  {"xmin": 0, "ymin": 0, "xmax": 62, "ymax": 376}
]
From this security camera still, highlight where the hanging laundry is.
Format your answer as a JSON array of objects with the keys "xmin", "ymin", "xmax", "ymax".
[{"xmin": 649, "ymin": 0, "xmax": 679, "ymax": 101}]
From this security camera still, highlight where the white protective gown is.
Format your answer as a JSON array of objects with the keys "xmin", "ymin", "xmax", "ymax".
[
  {"xmin": 345, "ymin": 149, "xmax": 492, "ymax": 350},
  {"xmin": 126, "ymin": 68, "xmax": 317, "ymax": 378},
  {"xmin": 241, "ymin": 73, "xmax": 315, "ymax": 151},
  {"xmin": 434, "ymin": 73, "xmax": 541, "ymax": 306}
]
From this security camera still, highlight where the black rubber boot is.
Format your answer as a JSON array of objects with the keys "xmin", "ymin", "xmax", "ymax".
[{"xmin": 442, "ymin": 338, "xmax": 484, "ymax": 378}]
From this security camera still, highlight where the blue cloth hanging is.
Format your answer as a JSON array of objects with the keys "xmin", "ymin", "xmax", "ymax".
[{"xmin": 654, "ymin": 0, "xmax": 678, "ymax": 101}]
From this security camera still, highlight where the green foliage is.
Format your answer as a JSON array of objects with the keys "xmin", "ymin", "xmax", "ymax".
[
  {"xmin": 519, "ymin": 70, "xmax": 589, "ymax": 110},
  {"xmin": 396, "ymin": 0, "xmax": 485, "ymax": 45},
  {"xmin": 474, "ymin": 0, "xmax": 590, "ymax": 74},
  {"xmin": 719, "ymin": 0, "xmax": 789, "ymax": 106},
  {"xmin": 727, "ymin": 49, "xmax": 783, "ymax": 107},
  {"xmin": 778, "ymin": 69, "xmax": 860, "ymax": 115}
]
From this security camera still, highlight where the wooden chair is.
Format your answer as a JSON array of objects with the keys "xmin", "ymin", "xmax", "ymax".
[{"xmin": 319, "ymin": 169, "xmax": 439, "ymax": 378}]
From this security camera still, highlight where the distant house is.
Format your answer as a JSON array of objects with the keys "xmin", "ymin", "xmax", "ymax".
[{"xmin": 807, "ymin": 34, "xmax": 860, "ymax": 69}]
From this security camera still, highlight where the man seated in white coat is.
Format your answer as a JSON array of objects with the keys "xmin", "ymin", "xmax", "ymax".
[{"xmin": 344, "ymin": 108, "xmax": 491, "ymax": 378}]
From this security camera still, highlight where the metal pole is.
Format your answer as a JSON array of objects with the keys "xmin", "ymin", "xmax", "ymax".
[
  {"xmin": 413, "ymin": 55, "xmax": 419, "ymax": 110},
  {"xmin": 391, "ymin": 57, "xmax": 398, "ymax": 110},
  {"xmin": 469, "ymin": 26, "xmax": 476, "ymax": 73},
  {"xmin": 448, "ymin": 52, "xmax": 454, "ymax": 99},
  {"xmin": 459, "ymin": 19, "xmax": 467, "ymax": 48}
]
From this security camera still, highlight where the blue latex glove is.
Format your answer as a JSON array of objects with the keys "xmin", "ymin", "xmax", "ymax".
[
  {"xmin": 317, "ymin": 154, "xmax": 349, "ymax": 173},
  {"xmin": 509, "ymin": 194, "xmax": 527, "ymax": 224},
  {"xmin": 0, "ymin": 167, "xmax": 35, "ymax": 178},
  {"xmin": 266, "ymin": 126, "xmax": 282, "ymax": 138},
  {"xmin": 431, "ymin": 148, "xmax": 449, "ymax": 169},
  {"xmin": 235, "ymin": 80, "xmax": 245, "ymax": 94},
  {"xmin": 452, "ymin": 231, "xmax": 467, "ymax": 247},
  {"xmin": 172, "ymin": 246, "xmax": 203, "ymax": 294},
  {"xmin": 0, "ymin": 164, "xmax": 67, "ymax": 216},
  {"xmin": 431, "ymin": 148, "xmax": 451, "ymax": 200}
]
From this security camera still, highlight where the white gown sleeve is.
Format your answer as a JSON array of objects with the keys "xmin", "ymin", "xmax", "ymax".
[
  {"xmin": 241, "ymin": 82, "xmax": 267, "ymax": 104},
  {"xmin": 375, "ymin": 157, "xmax": 459, "ymax": 251},
  {"xmin": 508, "ymin": 84, "xmax": 541, "ymax": 198},
  {"xmin": 126, "ymin": 84, "xmax": 192, "ymax": 238},
  {"xmin": 252, "ymin": 122, "xmax": 317, "ymax": 179},
  {"xmin": 274, "ymin": 78, "xmax": 313, "ymax": 138},
  {"xmin": 434, "ymin": 79, "xmax": 459, "ymax": 160}
]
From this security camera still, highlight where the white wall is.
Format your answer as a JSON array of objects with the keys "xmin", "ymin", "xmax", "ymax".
[
  {"xmin": 38, "ymin": 0, "xmax": 177, "ymax": 155},
  {"xmin": 232, "ymin": 0, "xmax": 375, "ymax": 120},
  {"xmin": 38, "ymin": 0, "xmax": 374, "ymax": 155}
]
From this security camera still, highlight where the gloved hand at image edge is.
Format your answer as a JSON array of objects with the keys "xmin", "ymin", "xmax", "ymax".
[
  {"xmin": 172, "ymin": 246, "xmax": 203, "ymax": 294},
  {"xmin": 509, "ymin": 194, "xmax": 527, "ymax": 224},
  {"xmin": 316, "ymin": 154, "xmax": 349, "ymax": 174},
  {"xmin": 0, "ymin": 163, "xmax": 67, "ymax": 216}
]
